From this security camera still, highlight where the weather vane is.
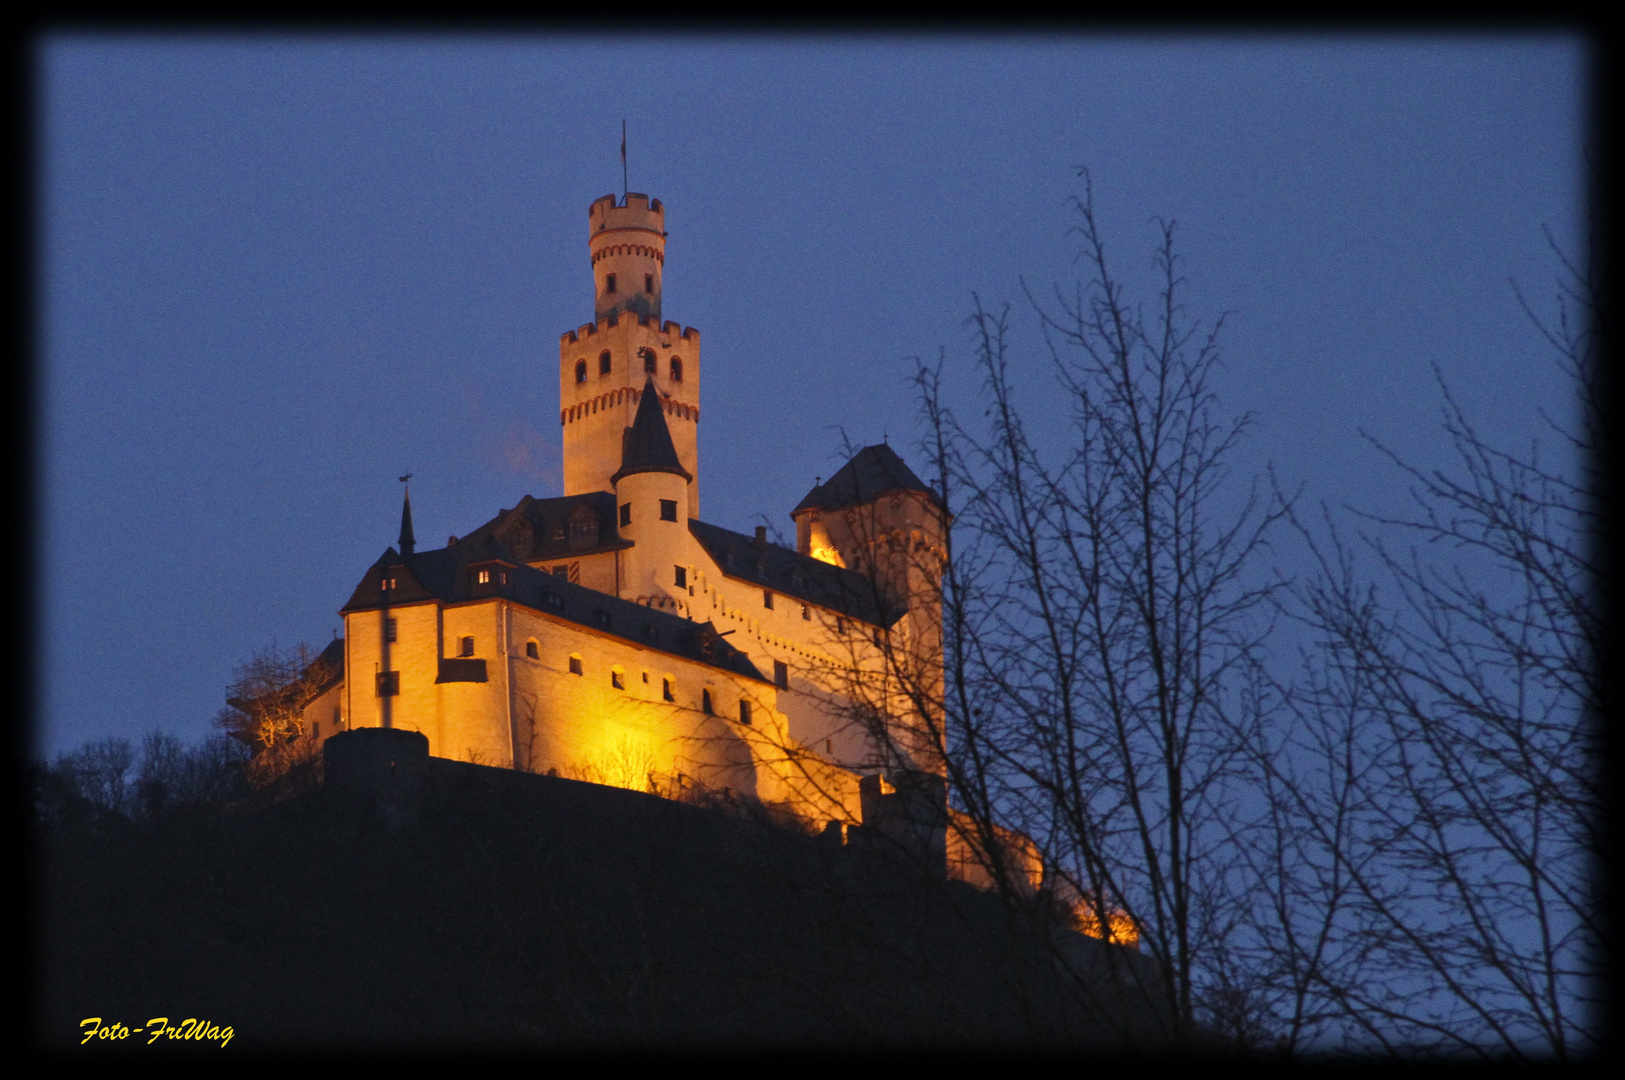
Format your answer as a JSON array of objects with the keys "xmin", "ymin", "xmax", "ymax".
[{"xmin": 399, "ymin": 473, "xmax": 412, "ymax": 484}]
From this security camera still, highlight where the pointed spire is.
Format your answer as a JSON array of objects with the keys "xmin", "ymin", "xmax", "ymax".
[
  {"xmin": 398, "ymin": 482, "xmax": 416, "ymax": 557},
  {"xmin": 612, "ymin": 377, "xmax": 693, "ymax": 485}
]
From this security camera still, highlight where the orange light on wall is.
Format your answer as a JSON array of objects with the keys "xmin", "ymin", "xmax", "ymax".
[{"xmin": 1072, "ymin": 901, "xmax": 1139, "ymax": 948}]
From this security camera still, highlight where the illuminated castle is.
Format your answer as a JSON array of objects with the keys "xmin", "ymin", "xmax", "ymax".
[{"xmin": 300, "ymin": 192, "xmax": 993, "ymax": 861}]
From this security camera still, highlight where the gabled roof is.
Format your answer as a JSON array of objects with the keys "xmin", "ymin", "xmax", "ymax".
[
  {"xmin": 613, "ymin": 376, "xmax": 692, "ymax": 485},
  {"xmin": 340, "ymin": 537, "xmax": 768, "ymax": 683},
  {"xmin": 793, "ymin": 444, "xmax": 941, "ymax": 515},
  {"xmin": 457, "ymin": 492, "xmax": 631, "ymax": 565},
  {"xmin": 688, "ymin": 519, "xmax": 902, "ymax": 629}
]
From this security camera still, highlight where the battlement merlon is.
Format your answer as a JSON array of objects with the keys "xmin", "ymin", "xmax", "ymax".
[
  {"xmin": 589, "ymin": 192, "xmax": 666, "ymax": 237},
  {"xmin": 561, "ymin": 318, "xmax": 700, "ymax": 347}
]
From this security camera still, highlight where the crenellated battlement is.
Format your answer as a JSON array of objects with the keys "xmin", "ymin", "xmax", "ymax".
[
  {"xmin": 562, "ymin": 314, "xmax": 700, "ymax": 347},
  {"xmin": 589, "ymin": 192, "xmax": 665, "ymax": 237}
]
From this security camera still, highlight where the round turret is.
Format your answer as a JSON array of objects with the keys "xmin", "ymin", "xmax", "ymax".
[{"xmin": 589, "ymin": 193, "xmax": 665, "ymax": 321}]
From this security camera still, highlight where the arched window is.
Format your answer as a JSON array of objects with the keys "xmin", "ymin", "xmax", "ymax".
[
  {"xmin": 640, "ymin": 347, "xmax": 657, "ymax": 375},
  {"xmin": 575, "ymin": 360, "xmax": 587, "ymax": 384},
  {"xmin": 599, "ymin": 350, "xmax": 612, "ymax": 375},
  {"xmin": 670, "ymin": 356, "xmax": 683, "ymax": 382},
  {"xmin": 663, "ymin": 677, "xmax": 675, "ymax": 702},
  {"xmin": 525, "ymin": 639, "xmax": 539, "ymax": 660}
]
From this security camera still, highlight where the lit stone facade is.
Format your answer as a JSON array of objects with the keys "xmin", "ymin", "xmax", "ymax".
[{"xmin": 319, "ymin": 192, "xmax": 962, "ymax": 843}]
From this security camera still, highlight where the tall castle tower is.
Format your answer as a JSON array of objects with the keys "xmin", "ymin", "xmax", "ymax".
[{"xmin": 559, "ymin": 193, "xmax": 701, "ymax": 518}]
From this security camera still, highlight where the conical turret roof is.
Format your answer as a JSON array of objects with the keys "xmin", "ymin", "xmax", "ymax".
[{"xmin": 613, "ymin": 377, "xmax": 692, "ymax": 485}]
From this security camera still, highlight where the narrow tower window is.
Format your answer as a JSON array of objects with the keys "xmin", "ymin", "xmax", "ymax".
[
  {"xmin": 670, "ymin": 357, "xmax": 683, "ymax": 382},
  {"xmin": 763, "ymin": 590, "xmax": 774, "ymax": 610},
  {"xmin": 774, "ymin": 661, "xmax": 788, "ymax": 689},
  {"xmin": 568, "ymin": 654, "xmax": 583, "ymax": 675},
  {"xmin": 641, "ymin": 347, "xmax": 657, "ymax": 374},
  {"xmin": 674, "ymin": 565, "xmax": 687, "ymax": 588},
  {"xmin": 599, "ymin": 350, "xmax": 612, "ymax": 375},
  {"xmin": 702, "ymin": 689, "xmax": 714, "ymax": 715},
  {"xmin": 739, "ymin": 699, "xmax": 752, "ymax": 726},
  {"xmin": 663, "ymin": 677, "xmax": 675, "ymax": 702},
  {"xmin": 459, "ymin": 636, "xmax": 475, "ymax": 657},
  {"xmin": 525, "ymin": 640, "xmax": 539, "ymax": 660},
  {"xmin": 619, "ymin": 503, "xmax": 631, "ymax": 527},
  {"xmin": 660, "ymin": 499, "xmax": 678, "ymax": 522},
  {"xmin": 575, "ymin": 360, "xmax": 587, "ymax": 384},
  {"xmin": 644, "ymin": 273, "xmax": 654, "ymax": 294},
  {"xmin": 606, "ymin": 273, "xmax": 617, "ymax": 294}
]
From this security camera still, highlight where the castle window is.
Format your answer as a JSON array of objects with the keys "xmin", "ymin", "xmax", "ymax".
[
  {"xmin": 459, "ymin": 636, "xmax": 475, "ymax": 658},
  {"xmin": 385, "ymin": 618, "xmax": 397, "ymax": 643},
  {"xmin": 376, "ymin": 671, "xmax": 399, "ymax": 697},
  {"xmin": 660, "ymin": 499, "xmax": 677, "ymax": 522},
  {"xmin": 702, "ymin": 689, "xmax": 714, "ymax": 715},
  {"xmin": 674, "ymin": 565, "xmax": 687, "ymax": 588},
  {"xmin": 670, "ymin": 357, "xmax": 683, "ymax": 382},
  {"xmin": 619, "ymin": 503, "xmax": 631, "ymax": 528},
  {"xmin": 568, "ymin": 654, "xmax": 583, "ymax": 675},
  {"xmin": 663, "ymin": 677, "xmax": 675, "ymax": 702},
  {"xmin": 525, "ymin": 640, "xmax": 539, "ymax": 660},
  {"xmin": 802, "ymin": 605, "xmax": 810, "ymax": 621},
  {"xmin": 873, "ymin": 628, "xmax": 883, "ymax": 647},
  {"xmin": 606, "ymin": 273, "xmax": 616, "ymax": 294},
  {"xmin": 575, "ymin": 360, "xmax": 587, "ymax": 384},
  {"xmin": 611, "ymin": 668, "xmax": 625, "ymax": 690},
  {"xmin": 774, "ymin": 661, "xmax": 788, "ymax": 689},
  {"xmin": 599, "ymin": 350, "xmax": 612, "ymax": 375},
  {"xmin": 477, "ymin": 569, "xmax": 490, "ymax": 584},
  {"xmin": 644, "ymin": 273, "xmax": 653, "ymax": 294},
  {"xmin": 739, "ymin": 699, "xmax": 752, "ymax": 726},
  {"xmin": 836, "ymin": 617, "xmax": 846, "ymax": 634},
  {"xmin": 310, "ymin": 721, "xmax": 319, "ymax": 740},
  {"xmin": 763, "ymin": 590, "xmax": 774, "ymax": 610},
  {"xmin": 641, "ymin": 347, "xmax": 657, "ymax": 374}
]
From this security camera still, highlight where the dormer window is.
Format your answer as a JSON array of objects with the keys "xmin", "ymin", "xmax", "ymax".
[
  {"xmin": 477, "ymin": 569, "xmax": 491, "ymax": 584},
  {"xmin": 380, "ymin": 576, "xmax": 396, "ymax": 591}
]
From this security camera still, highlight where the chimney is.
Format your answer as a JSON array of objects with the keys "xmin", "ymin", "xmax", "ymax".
[{"xmin": 754, "ymin": 526, "xmax": 767, "ymax": 549}]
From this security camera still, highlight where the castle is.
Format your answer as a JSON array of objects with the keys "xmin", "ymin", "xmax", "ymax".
[{"xmin": 295, "ymin": 191, "xmax": 995, "ymax": 867}]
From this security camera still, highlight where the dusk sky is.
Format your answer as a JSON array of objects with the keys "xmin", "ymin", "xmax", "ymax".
[{"xmin": 40, "ymin": 36, "xmax": 1584, "ymax": 757}]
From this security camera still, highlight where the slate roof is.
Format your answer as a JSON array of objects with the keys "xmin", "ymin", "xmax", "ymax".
[
  {"xmin": 457, "ymin": 492, "xmax": 631, "ymax": 565},
  {"xmin": 687, "ymin": 519, "xmax": 902, "ymax": 629},
  {"xmin": 339, "ymin": 536, "xmax": 769, "ymax": 684},
  {"xmin": 613, "ymin": 376, "xmax": 692, "ymax": 485},
  {"xmin": 793, "ymin": 443, "xmax": 941, "ymax": 515}
]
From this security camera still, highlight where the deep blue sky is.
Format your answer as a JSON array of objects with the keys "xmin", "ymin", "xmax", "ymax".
[{"xmin": 39, "ymin": 36, "xmax": 1584, "ymax": 757}]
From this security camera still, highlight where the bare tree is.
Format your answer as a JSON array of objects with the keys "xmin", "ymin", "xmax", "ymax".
[
  {"xmin": 1254, "ymin": 231, "xmax": 1603, "ymax": 1059},
  {"xmin": 214, "ymin": 641, "xmax": 338, "ymax": 792},
  {"xmin": 820, "ymin": 172, "xmax": 1284, "ymax": 1047}
]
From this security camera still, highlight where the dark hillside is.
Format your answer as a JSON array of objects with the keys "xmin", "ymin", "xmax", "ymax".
[{"xmin": 38, "ymin": 735, "xmax": 1164, "ymax": 1051}]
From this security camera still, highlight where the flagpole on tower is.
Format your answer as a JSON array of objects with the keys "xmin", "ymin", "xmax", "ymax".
[{"xmin": 621, "ymin": 119, "xmax": 627, "ymax": 202}]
